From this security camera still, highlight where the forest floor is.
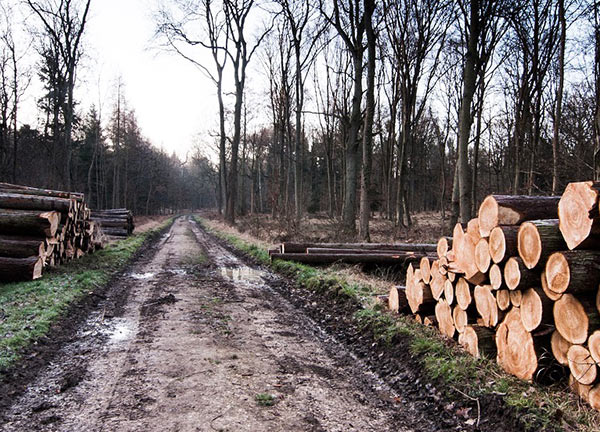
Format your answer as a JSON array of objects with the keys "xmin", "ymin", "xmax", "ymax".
[
  {"xmin": 0, "ymin": 214, "xmax": 594, "ymax": 431},
  {"xmin": 228, "ymin": 210, "xmax": 446, "ymax": 245}
]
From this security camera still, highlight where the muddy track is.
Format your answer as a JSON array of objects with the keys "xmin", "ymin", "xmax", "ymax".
[{"xmin": 0, "ymin": 216, "xmax": 521, "ymax": 431}]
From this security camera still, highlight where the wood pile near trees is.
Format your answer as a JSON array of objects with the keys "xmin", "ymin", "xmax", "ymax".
[
  {"xmin": 91, "ymin": 209, "xmax": 134, "ymax": 238},
  {"xmin": 0, "ymin": 182, "xmax": 105, "ymax": 282},
  {"xmin": 269, "ymin": 242, "xmax": 437, "ymax": 266},
  {"xmin": 393, "ymin": 185, "xmax": 600, "ymax": 411}
]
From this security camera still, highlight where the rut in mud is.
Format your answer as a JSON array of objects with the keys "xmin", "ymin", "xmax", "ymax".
[{"xmin": 0, "ymin": 216, "xmax": 419, "ymax": 431}]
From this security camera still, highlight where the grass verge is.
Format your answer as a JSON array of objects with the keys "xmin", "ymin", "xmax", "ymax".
[
  {"xmin": 198, "ymin": 216, "xmax": 600, "ymax": 432},
  {"xmin": 0, "ymin": 218, "xmax": 173, "ymax": 374}
]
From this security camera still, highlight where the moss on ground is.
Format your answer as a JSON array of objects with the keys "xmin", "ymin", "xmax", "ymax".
[
  {"xmin": 0, "ymin": 218, "xmax": 173, "ymax": 373},
  {"xmin": 198, "ymin": 216, "xmax": 600, "ymax": 432}
]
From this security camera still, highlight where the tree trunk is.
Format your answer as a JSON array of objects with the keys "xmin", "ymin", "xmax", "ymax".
[{"xmin": 456, "ymin": 0, "xmax": 480, "ymax": 223}]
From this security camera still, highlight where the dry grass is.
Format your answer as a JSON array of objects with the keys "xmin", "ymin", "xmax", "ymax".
[{"xmin": 200, "ymin": 210, "xmax": 448, "ymax": 245}]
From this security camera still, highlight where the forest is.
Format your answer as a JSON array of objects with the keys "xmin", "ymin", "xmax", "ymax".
[{"xmin": 0, "ymin": 0, "xmax": 599, "ymax": 238}]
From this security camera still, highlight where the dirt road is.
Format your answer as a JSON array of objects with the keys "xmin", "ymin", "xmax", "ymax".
[{"xmin": 0, "ymin": 216, "xmax": 418, "ymax": 432}]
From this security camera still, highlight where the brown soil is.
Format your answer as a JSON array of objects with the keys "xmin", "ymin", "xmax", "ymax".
[{"xmin": 0, "ymin": 216, "xmax": 521, "ymax": 431}]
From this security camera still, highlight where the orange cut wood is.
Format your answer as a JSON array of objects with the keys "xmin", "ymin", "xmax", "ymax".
[
  {"xmin": 479, "ymin": 195, "xmax": 560, "ymax": 237},
  {"xmin": 568, "ymin": 345, "xmax": 597, "ymax": 385},
  {"xmin": 489, "ymin": 226, "xmax": 519, "ymax": 264},
  {"xmin": 554, "ymin": 294, "xmax": 592, "ymax": 344},
  {"xmin": 475, "ymin": 238, "xmax": 491, "ymax": 273},
  {"xmin": 435, "ymin": 299, "xmax": 455, "ymax": 338},
  {"xmin": 551, "ymin": 330, "xmax": 572, "ymax": 366},
  {"xmin": 496, "ymin": 308, "xmax": 538, "ymax": 381},
  {"xmin": 558, "ymin": 181, "xmax": 600, "ymax": 250}
]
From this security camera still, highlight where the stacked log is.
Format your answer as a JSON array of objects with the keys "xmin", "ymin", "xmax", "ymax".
[
  {"xmin": 389, "ymin": 188, "xmax": 600, "ymax": 411},
  {"xmin": 91, "ymin": 209, "xmax": 134, "ymax": 238},
  {"xmin": 269, "ymin": 242, "xmax": 437, "ymax": 266},
  {"xmin": 0, "ymin": 183, "xmax": 105, "ymax": 281}
]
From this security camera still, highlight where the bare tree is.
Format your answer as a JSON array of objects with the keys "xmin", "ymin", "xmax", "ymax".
[
  {"xmin": 155, "ymin": 0, "xmax": 229, "ymax": 215},
  {"xmin": 320, "ymin": 0, "xmax": 367, "ymax": 235},
  {"xmin": 27, "ymin": 0, "xmax": 92, "ymax": 191}
]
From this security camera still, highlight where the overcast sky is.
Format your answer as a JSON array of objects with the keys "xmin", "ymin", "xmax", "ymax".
[{"xmin": 16, "ymin": 0, "xmax": 220, "ymax": 159}]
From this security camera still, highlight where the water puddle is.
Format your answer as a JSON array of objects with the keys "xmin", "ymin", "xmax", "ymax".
[
  {"xmin": 218, "ymin": 266, "xmax": 266, "ymax": 284},
  {"xmin": 104, "ymin": 318, "xmax": 136, "ymax": 344},
  {"xmin": 130, "ymin": 272, "xmax": 155, "ymax": 280},
  {"xmin": 167, "ymin": 269, "xmax": 187, "ymax": 276}
]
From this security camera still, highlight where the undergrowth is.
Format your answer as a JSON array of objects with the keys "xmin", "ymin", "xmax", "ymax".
[
  {"xmin": 0, "ymin": 218, "xmax": 173, "ymax": 374},
  {"xmin": 198, "ymin": 216, "xmax": 600, "ymax": 432}
]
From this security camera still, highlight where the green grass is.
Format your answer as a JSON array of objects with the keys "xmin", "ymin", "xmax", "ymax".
[
  {"xmin": 0, "ymin": 218, "xmax": 173, "ymax": 374},
  {"xmin": 255, "ymin": 393, "xmax": 276, "ymax": 406},
  {"xmin": 200, "ymin": 217, "xmax": 600, "ymax": 432}
]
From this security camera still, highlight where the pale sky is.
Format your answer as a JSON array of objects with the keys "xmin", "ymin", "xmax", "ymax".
[{"xmin": 16, "ymin": 0, "xmax": 220, "ymax": 159}]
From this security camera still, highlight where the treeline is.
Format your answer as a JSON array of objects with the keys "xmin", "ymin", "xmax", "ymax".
[
  {"xmin": 0, "ymin": 0, "xmax": 215, "ymax": 214},
  {"xmin": 156, "ymin": 0, "xmax": 600, "ymax": 238}
]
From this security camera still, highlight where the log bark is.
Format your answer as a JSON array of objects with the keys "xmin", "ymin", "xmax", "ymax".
[
  {"xmin": 496, "ymin": 308, "xmax": 539, "ymax": 381},
  {"xmin": 545, "ymin": 251, "xmax": 600, "ymax": 295},
  {"xmin": 568, "ymin": 345, "xmax": 597, "ymax": 385},
  {"xmin": 270, "ymin": 252, "xmax": 427, "ymax": 265},
  {"xmin": 0, "ymin": 210, "xmax": 59, "ymax": 237},
  {"xmin": 474, "ymin": 285, "xmax": 500, "ymax": 327},
  {"xmin": 504, "ymin": 257, "xmax": 539, "ymax": 290},
  {"xmin": 459, "ymin": 325, "xmax": 496, "ymax": 359},
  {"xmin": 520, "ymin": 287, "xmax": 553, "ymax": 332},
  {"xmin": 518, "ymin": 219, "xmax": 567, "ymax": 269},
  {"xmin": 281, "ymin": 242, "xmax": 437, "ymax": 254},
  {"xmin": 479, "ymin": 195, "xmax": 560, "ymax": 237},
  {"xmin": 554, "ymin": 293, "xmax": 599, "ymax": 344},
  {"xmin": 0, "ymin": 192, "xmax": 73, "ymax": 214},
  {"xmin": 489, "ymin": 226, "xmax": 519, "ymax": 264},
  {"xmin": 435, "ymin": 299, "xmax": 455, "ymax": 338},
  {"xmin": 0, "ymin": 237, "xmax": 45, "ymax": 258},
  {"xmin": 475, "ymin": 238, "xmax": 491, "ymax": 273},
  {"xmin": 0, "ymin": 256, "xmax": 43, "ymax": 281},
  {"xmin": 558, "ymin": 181, "xmax": 600, "ymax": 250}
]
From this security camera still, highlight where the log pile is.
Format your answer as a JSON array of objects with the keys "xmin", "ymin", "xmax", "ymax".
[
  {"xmin": 91, "ymin": 208, "xmax": 134, "ymax": 238},
  {"xmin": 0, "ymin": 182, "xmax": 105, "ymax": 281},
  {"xmin": 394, "ymin": 186, "xmax": 600, "ymax": 411},
  {"xmin": 269, "ymin": 242, "xmax": 437, "ymax": 266}
]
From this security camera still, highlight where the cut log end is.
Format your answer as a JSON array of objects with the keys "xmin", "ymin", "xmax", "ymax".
[
  {"xmin": 474, "ymin": 285, "xmax": 499, "ymax": 327},
  {"xmin": 490, "ymin": 264, "xmax": 503, "ymax": 290},
  {"xmin": 455, "ymin": 277, "xmax": 472, "ymax": 310},
  {"xmin": 558, "ymin": 181, "xmax": 599, "ymax": 250},
  {"xmin": 496, "ymin": 308, "xmax": 538, "ymax": 381},
  {"xmin": 475, "ymin": 238, "xmax": 491, "ymax": 273},
  {"xmin": 545, "ymin": 252, "xmax": 570, "ymax": 294},
  {"xmin": 589, "ymin": 331, "xmax": 600, "ymax": 365},
  {"xmin": 554, "ymin": 294, "xmax": 590, "ymax": 345},
  {"xmin": 453, "ymin": 306, "xmax": 468, "ymax": 334},
  {"xmin": 518, "ymin": 222, "xmax": 542, "ymax": 269},
  {"xmin": 478, "ymin": 195, "xmax": 501, "ymax": 237},
  {"xmin": 504, "ymin": 257, "xmax": 521, "ymax": 290},
  {"xmin": 496, "ymin": 289, "xmax": 511, "ymax": 311},
  {"xmin": 435, "ymin": 299, "xmax": 455, "ymax": 338},
  {"xmin": 568, "ymin": 345, "xmax": 597, "ymax": 385},
  {"xmin": 388, "ymin": 286, "xmax": 399, "ymax": 313},
  {"xmin": 551, "ymin": 330, "xmax": 572, "ymax": 366}
]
